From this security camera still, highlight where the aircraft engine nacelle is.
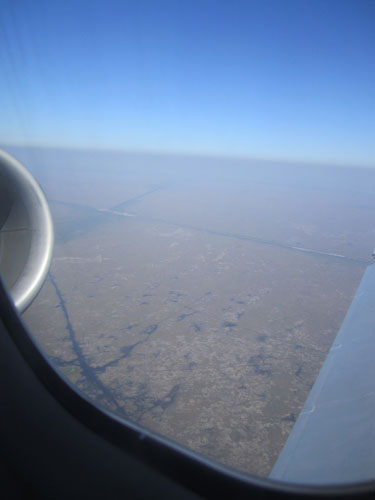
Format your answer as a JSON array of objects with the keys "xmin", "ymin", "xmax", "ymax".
[{"xmin": 0, "ymin": 150, "xmax": 54, "ymax": 313}]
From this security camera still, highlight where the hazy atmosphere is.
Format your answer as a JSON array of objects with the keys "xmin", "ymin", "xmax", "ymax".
[
  {"xmin": 6, "ymin": 145, "xmax": 372, "ymax": 475},
  {"xmin": 1, "ymin": 0, "xmax": 374, "ymax": 481}
]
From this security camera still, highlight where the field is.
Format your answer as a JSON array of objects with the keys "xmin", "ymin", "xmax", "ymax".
[{"xmin": 20, "ymin": 148, "xmax": 373, "ymax": 477}]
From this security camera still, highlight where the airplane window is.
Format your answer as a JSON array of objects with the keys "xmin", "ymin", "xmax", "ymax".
[{"xmin": 1, "ymin": 0, "xmax": 374, "ymax": 487}]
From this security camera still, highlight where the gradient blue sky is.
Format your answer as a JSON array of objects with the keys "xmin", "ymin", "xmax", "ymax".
[{"xmin": 1, "ymin": 0, "xmax": 374, "ymax": 166}]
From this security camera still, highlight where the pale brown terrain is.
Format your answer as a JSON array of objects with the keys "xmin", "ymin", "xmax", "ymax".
[{"xmin": 22, "ymin": 150, "xmax": 373, "ymax": 477}]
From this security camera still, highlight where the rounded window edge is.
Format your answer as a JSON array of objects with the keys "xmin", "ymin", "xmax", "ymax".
[{"xmin": 0, "ymin": 276, "xmax": 374, "ymax": 499}]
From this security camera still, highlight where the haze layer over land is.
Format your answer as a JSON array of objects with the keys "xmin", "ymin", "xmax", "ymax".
[{"xmin": 15, "ymin": 146, "xmax": 374, "ymax": 476}]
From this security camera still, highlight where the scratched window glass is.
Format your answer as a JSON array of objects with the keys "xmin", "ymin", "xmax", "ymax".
[{"xmin": 1, "ymin": 1, "xmax": 374, "ymax": 479}]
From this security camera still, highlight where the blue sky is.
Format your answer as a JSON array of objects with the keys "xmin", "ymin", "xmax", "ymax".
[{"xmin": 0, "ymin": 0, "xmax": 374, "ymax": 166}]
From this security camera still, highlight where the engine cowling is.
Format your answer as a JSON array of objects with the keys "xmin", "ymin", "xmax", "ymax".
[{"xmin": 0, "ymin": 150, "xmax": 54, "ymax": 312}]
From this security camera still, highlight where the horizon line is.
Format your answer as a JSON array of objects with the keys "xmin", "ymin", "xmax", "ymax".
[{"xmin": 1, "ymin": 141, "xmax": 374, "ymax": 170}]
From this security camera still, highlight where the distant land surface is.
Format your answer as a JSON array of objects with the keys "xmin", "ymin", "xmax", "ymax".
[{"xmin": 10, "ymin": 146, "xmax": 373, "ymax": 477}]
